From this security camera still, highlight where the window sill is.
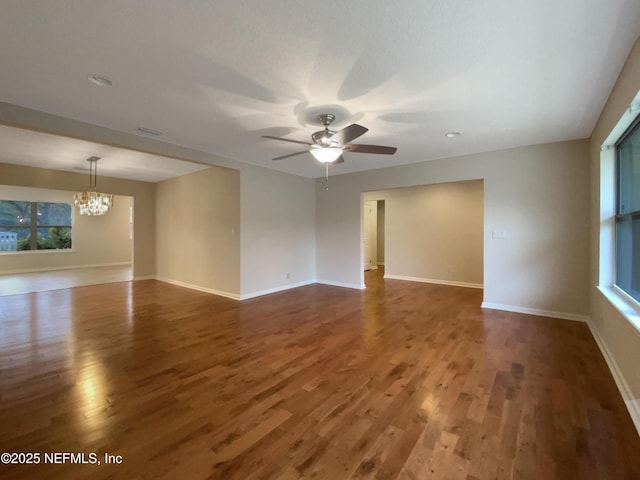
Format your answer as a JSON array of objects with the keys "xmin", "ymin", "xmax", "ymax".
[
  {"xmin": 598, "ymin": 285, "xmax": 640, "ymax": 336},
  {"xmin": 0, "ymin": 249, "xmax": 76, "ymax": 256}
]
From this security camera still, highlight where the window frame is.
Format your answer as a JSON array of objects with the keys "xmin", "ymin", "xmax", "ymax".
[
  {"xmin": 598, "ymin": 91, "xmax": 640, "ymax": 334},
  {"xmin": 0, "ymin": 200, "xmax": 74, "ymax": 253},
  {"xmin": 614, "ymin": 113, "xmax": 640, "ymax": 302}
]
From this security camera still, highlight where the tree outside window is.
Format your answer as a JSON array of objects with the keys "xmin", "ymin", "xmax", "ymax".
[{"xmin": 0, "ymin": 200, "xmax": 72, "ymax": 252}]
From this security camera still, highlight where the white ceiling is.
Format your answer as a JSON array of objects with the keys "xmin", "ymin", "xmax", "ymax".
[
  {"xmin": 0, "ymin": 0, "xmax": 639, "ymax": 181},
  {"xmin": 0, "ymin": 124, "xmax": 209, "ymax": 182}
]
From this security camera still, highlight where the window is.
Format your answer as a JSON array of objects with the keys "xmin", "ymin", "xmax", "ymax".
[
  {"xmin": 0, "ymin": 200, "xmax": 72, "ymax": 252},
  {"xmin": 616, "ymin": 114, "xmax": 640, "ymax": 302}
]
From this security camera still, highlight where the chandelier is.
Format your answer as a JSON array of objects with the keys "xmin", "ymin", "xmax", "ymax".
[{"xmin": 74, "ymin": 156, "xmax": 113, "ymax": 216}]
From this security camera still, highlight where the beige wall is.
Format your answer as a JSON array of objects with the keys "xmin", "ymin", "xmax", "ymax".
[
  {"xmin": 589, "ymin": 37, "xmax": 640, "ymax": 416},
  {"xmin": 156, "ymin": 166, "xmax": 240, "ymax": 297},
  {"xmin": 365, "ymin": 180, "xmax": 483, "ymax": 287},
  {"xmin": 316, "ymin": 139, "xmax": 590, "ymax": 319},
  {"xmin": 0, "ymin": 185, "xmax": 132, "ymax": 273},
  {"xmin": 0, "ymin": 162, "xmax": 154, "ymax": 277},
  {"xmin": 240, "ymin": 165, "xmax": 316, "ymax": 297},
  {"xmin": 155, "ymin": 162, "xmax": 316, "ymax": 299}
]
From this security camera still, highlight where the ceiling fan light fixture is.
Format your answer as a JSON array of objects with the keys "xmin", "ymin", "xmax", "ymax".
[{"xmin": 310, "ymin": 146, "xmax": 343, "ymax": 163}]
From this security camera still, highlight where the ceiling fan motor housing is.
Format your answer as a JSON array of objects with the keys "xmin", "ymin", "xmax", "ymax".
[
  {"xmin": 312, "ymin": 129, "xmax": 338, "ymax": 146},
  {"xmin": 312, "ymin": 113, "xmax": 339, "ymax": 146}
]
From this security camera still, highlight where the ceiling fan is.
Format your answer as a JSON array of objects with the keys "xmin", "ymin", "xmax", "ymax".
[{"xmin": 262, "ymin": 113, "xmax": 397, "ymax": 164}]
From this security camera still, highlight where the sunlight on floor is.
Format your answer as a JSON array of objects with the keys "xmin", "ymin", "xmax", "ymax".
[{"xmin": 0, "ymin": 265, "xmax": 133, "ymax": 296}]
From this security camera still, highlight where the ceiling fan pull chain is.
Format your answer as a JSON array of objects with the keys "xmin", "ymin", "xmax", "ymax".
[{"xmin": 325, "ymin": 163, "xmax": 329, "ymax": 191}]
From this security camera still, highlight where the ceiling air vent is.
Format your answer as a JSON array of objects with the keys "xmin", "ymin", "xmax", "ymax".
[{"xmin": 136, "ymin": 127, "xmax": 163, "ymax": 137}]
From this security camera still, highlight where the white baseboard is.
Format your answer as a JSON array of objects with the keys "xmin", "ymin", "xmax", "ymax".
[
  {"xmin": 316, "ymin": 279, "xmax": 365, "ymax": 290},
  {"xmin": 626, "ymin": 399, "xmax": 640, "ymax": 436},
  {"xmin": 156, "ymin": 276, "xmax": 365, "ymax": 299},
  {"xmin": 587, "ymin": 320, "xmax": 640, "ymax": 436},
  {"xmin": 240, "ymin": 280, "xmax": 316, "ymax": 300},
  {"xmin": 156, "ymin": 277, "xmax": 240, "ymax": 301},
  {"xmin": 133, "ymin": 275, "xmax": 155, "ymax": 281},
  {"xmin": 384, "ymin": 273, "xmax": 483, "ymax": 289},
  {"xmin": 0, "ymin": 262, "xmax": 131, "ymax": 275},
  {"xmin": 481, "ymin": 301, "xmax": 589, "ymax": 322}
]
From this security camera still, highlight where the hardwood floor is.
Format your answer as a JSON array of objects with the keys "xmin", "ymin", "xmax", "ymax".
[{"xmin": 0, "ymin": 270, "xmax": 638, "ymax": 479}]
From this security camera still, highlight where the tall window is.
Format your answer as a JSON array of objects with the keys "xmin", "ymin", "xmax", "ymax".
[
  {"xmin": 616, "ymin": 114, "xmax": 640, "ymax": 302},
  {"xmin": 0, "ymin": 201, "xmax": 72, "ymax": 252}
]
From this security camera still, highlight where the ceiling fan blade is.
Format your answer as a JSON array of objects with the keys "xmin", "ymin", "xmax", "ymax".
[
  {"xmin": 331, "ymin": 124, "xmax": 368, "ymax": 144},
  {"xmin": 334, "ymin": 156, "xmax": 345, "ymax": 164},
  {"xmin": 272, "ymin": 150, "xmax": 309, "ymax": 161},
  {"xmin": 344, "ymin": 144, "xmax": 397, "ymax": 155},
  {"xmin": 262, "ymin": 135, "xmax": 312, "ymax": 146}
]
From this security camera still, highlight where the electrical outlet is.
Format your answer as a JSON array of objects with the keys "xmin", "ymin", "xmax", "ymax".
[
  {"xmin": 492, "ymin": 229, "xmax": 506, "ymax": 239},
  {"xmin": 286, "ymin": 273, "xmax": 290, "ymax": 280}
]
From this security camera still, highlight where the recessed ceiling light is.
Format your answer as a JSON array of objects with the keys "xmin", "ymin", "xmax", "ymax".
[
  {"xmin": 445, "ymin": 132, "xmax": 461, "ymax": 138},
  {"xmin": 87, "ymin": 74, "xmax": 112, "ymax": 87}
]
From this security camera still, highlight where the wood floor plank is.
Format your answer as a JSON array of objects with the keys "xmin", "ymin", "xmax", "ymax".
[{"xmin": 0, "ymin": 269, "xmax": 639, "ymax": 479}]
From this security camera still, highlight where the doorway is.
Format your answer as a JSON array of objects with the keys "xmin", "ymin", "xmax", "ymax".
[
  {"xmin": 362, "ymin": 181, "xmax": 483, "ymax": 288},
  {"xmin": 0, "ymin": 186, "xmax": 135, "ymax": 294},
  {"xmin": 363, "ymin": 200, "xmax": 385, "ymax": 272},
  {"xmin": 363, "ymin": 200, "xmax": 377, "ymax": 270}
]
